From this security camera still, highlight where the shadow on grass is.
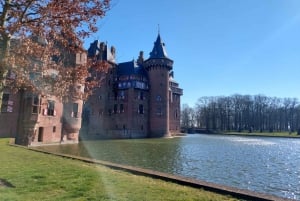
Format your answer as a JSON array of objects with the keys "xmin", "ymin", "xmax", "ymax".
[{"xmin": 0, "ymin": 178, "xmax": 15, "ymax": 188}]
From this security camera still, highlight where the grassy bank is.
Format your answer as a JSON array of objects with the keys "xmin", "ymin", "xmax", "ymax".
[
  {"xmin": 222, "ymin": 131, "xmax": 300, "ymax": 138},
  {"xmin": 0, "ymin": 139, "xmax": 237, "ymax": 201}
]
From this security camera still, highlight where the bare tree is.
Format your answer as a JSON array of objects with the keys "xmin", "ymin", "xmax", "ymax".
[
  {"xmin": 195, "ymin": 97, "xmax": 211, "ymax": 130},
  {"xmin": 191, "ymin": 94, "xmax": 299, "ymax": 134},
  {"xmin": 181, "ymin": 104, "xmax": 195, "ymax": 129}
]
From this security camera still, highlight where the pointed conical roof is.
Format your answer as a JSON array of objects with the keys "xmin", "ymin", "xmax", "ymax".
[{"xmin": 149, "ymin": 34, "xmax": 169, "ymax": 59}]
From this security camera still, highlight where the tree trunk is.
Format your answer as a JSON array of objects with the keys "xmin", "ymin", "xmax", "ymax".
[
  {"xmin": 0, "ymin": 0, "xmax": 12, "ymax": 113},
  {"xmin": 0, "ymin": 36, "xmax": 11, "ymax": 113}
]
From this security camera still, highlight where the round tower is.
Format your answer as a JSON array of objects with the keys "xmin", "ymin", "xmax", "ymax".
[
  {"xmin": 144, "ymin": 33, "xmax": 173, "ymax": 138},
  {"xmin": 62, "ymin": 83, "xmax": 83, "ymax": 142},
  {"xmin": 61, "ymin": 50, "xmax": 86, "ymax": 142}
]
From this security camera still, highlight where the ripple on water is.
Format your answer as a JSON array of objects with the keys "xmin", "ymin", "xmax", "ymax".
[
  {"xmin": 229, "ymin": 137, "xmax": 276, "ymax": 145},
  {"xmin": 37, "ymin": 134, "xmax": 300, "ymax": 200}
]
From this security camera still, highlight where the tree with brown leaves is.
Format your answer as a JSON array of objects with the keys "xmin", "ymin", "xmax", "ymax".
[{"xmin": 0, "ymin": 0, "xmax": 111, "ymax": 111}]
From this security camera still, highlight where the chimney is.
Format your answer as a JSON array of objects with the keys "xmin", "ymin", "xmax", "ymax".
[{"xmin": 137, "ymin": 51, "xmax": 144, "ymax": 65}]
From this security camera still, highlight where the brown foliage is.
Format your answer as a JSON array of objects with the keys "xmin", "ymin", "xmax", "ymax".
[{"xmin": 0, "ymin": 0, "xmax": 111, "ymax": 99}]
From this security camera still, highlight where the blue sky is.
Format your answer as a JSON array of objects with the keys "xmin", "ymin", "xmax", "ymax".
[{"xmin": 84, "ymin": 0, "xmax": 300, "ymax": 106}]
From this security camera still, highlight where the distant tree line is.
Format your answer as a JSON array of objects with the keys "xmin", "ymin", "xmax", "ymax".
[{"xmin": 181, "ymin": 94, "xmax": 300, "ymax": 133}]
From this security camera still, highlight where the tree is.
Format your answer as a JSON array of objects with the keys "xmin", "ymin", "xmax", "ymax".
[
  {"xmin": 0, "ymin": 0, "xmax": 111, "ymax": 111},
  {"xmin": 191, "ymin": 94, "xmax": 300, "ymax": 133},
  {"xmin": 195, "ymin": 97, "xmax": 211, "ymax": 129},
  {"xmin": 181, "ymin": 104, "xmax": 195, "ymax": 129}
]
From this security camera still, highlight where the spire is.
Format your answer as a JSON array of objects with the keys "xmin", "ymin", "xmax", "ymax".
[
  {"xmin": 158, "ymin": 24, "xmax": 160, "ymax": 35},
  {"xmin": 149, "ymin": 33, "xmax": 169, "ymax": 59}
]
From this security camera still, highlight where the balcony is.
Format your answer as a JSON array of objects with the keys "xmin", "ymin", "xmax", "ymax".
[{"xmin": 171, "ymin": 86, "xmax": 183, "ymax": 95}]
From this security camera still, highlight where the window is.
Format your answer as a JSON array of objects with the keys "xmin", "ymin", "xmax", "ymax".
[
  {"xmin": 47, "ymin": 100, "xmax": 55, "ymax": 116},
  {"xmin": 139, "ymin": 91, "xmax": 144, "ymax": 100},
  {"xmin": 119, "ymin": 91, "xmax": 125, "ymax": 100},
  {"xmin": 138, "ymin": 104, "xmax": 144, "ymax": 114},
  {"xmin": 156, "ymin": 107, "xmax": 162, "ymax": 116},
  {"xmin": 120, "ymin": 104, "xmax": 124, "ymax": 113},
  {"xmin": 29, "ymin": 72, "xmax": 42, "ymax": 81},
  {"xmin": 1, "ymin": 93, "xmax": 13, "ymax": 113},
  {"xmin": 72, "ymin": 103, "xmax": 78, "ymax": 118},
  {"xmin": 156, "ymin": 95, "xmax": 162, "ymax": 102},
  {"xmin": 32, "ymin": 96, "xmax": 40, "ymax": 114},
  {"xmin": 53, "ymin": 126, "xmax": 56, "ymax": 133},
  {"xmin": 114, "ymin": 104, "xmax": 118, "ymax": 114},
  {"xmin": 6, "ymin": 70, "xmax": 16, "ymax": 80},
  {"xmin": 2, "ymin": 94, "xmax": 9, "ymax": 102}
]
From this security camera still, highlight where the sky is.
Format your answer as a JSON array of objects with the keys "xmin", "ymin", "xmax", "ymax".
[{"xmin": 84, "ymin": 0, "xmax": 300, "ymax": 106}]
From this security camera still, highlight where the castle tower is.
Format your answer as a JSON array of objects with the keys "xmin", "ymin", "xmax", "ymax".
[
  {"xmin": 62, "ymin": 51, "xmax": 86, "ymax": 142},
  {"xmin": 144, "ymin": 33, "xmax": 173, "ymax": 138}
]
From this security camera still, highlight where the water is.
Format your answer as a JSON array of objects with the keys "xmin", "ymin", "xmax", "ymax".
[{"xmin": 37, "ymin": 134, "xmax": 300, "ymax": 200}]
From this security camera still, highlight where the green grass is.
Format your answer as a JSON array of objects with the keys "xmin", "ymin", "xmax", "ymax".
[
  {"xmin": 0, "ymin": 138, "xmax": 238, "ymax": 201},
  {"xmin": 223, "ymin": 131, "xmax": 300, "ymax": 138}
]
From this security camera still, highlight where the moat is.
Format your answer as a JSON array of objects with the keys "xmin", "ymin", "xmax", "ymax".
[{"xmin": 37, "ymin": 134, "xmax": 300, "ymax": 200}]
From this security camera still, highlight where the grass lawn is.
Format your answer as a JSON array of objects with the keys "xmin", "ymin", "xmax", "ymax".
[
  {"xmin": 223, "ymin": 131, "xmax": 300, "ymax": 138},
  {"xmin": 0, "ymin": 138, "xmax": 238, "ymax": 201}
]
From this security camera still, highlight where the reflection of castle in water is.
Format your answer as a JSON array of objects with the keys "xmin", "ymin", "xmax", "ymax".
[{"xmin": 81, "ymin": 33, "xmax": 183, "ymax": 139}]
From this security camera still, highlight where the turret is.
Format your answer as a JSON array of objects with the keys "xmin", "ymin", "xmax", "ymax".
[
  {"xmin": 62, "ymin": 51, "xmax": 86, "ymax": 142},
  {"xmin": 62, "ymin": 83, "xmax": 84, "ymax": 142},
  {"xmin": 87, "ymin": 40, "xmax": 116, "ymax": 63},
  {"xmin": 144, "ymin": 33, "xmax": 173, "ymax": 138},
  {"xmin": 137, "ymin": 51, "xmax": 144, "ymax": 66}
]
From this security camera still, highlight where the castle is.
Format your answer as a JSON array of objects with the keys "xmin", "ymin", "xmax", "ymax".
[
  {"xmin": 0, "ymin": 33, "xmax": 182, "ymax": 145},
  {"xmin": 81, "ymin": 33, "xmax": 183, "ymax": 139}
]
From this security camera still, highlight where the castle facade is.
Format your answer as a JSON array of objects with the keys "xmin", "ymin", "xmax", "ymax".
[
  {"xmin": 0, "ymin": 33, "xmax": 182, "ymax": 145},
  {"xmin": 81, "ymin": 33, "xmax": 183, "ymax": 139},
  {"xmin": 0, "ymin": 48, "xmax": 86, "ymax": 145}
]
